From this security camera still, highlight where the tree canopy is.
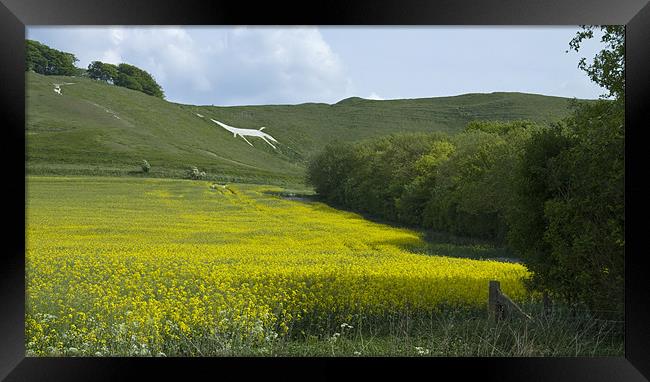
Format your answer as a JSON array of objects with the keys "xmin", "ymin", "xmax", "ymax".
[
  {"xmin": 26, "ymin": 39, "xmax": 80, "ymax": 76},
  {"xmin": 568, "ymin": 25, "xmax": 625, "ymax": 101},
  {"xmin": 114, "ymin": 63, "xmax": 164, "ymax": 99},
  {"xmin": 306, "ymin": 26, "xmax": 625, "ymax": 318},
  {"xmin": 87, "ymin": 61, "xmax": 119, "ymax": 83},
  {"xmin": 26, "ymin": 40, "xmax": 165, "ymax": 99},
  {"xmin": 89, "ymin": 61, "xmax": 165, "ymax": 99}
]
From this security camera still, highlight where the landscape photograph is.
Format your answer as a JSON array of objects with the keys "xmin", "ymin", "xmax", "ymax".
[{"xmin": 25, "ymin": 26, "xmax": 625, "ymax": 357}]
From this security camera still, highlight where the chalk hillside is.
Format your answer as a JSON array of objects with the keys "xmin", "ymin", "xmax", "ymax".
[{"xmin": 27, "ymin": 72, "xmax": 584, "ymax": 186}]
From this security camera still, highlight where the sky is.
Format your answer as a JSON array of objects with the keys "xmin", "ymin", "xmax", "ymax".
[{"xmin": 26, "ymin": 26, "xmax": 607, "ymax": 106}]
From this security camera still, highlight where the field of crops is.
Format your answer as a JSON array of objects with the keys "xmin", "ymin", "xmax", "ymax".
[{"xmin": 26, "ymin": 176, "xmax": 530, "ymax": 356}]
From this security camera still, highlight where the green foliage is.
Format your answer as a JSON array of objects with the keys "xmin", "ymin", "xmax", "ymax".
[
  {"xmin": 26, "ymin": 39, "xmax": 164, "ymax": 98},
  {"xmin": 305, "ymin": 141, "xmax": 358, "ymax": 205},
  {"xmin": 568, "ymin": 26, "xmax": 624, "ymax": 100},
  {"xmin": 424, "ymin": 131, "xmax": 504, "ymax": 241},
  {"xmin": 547, "ymin": 101, "xmax": 623, "ymax": 314},
  {"xmin": 115, "ymin": 71, "xmax": 143, "ymax": 92},
  {"xmin": 308, "ymin": 97, "xmax": 624, "ymax": 318},
  {"xmin": 348, "ymin": 133, "xmax": 445, "ymax": 221},
  {"xmin": 187, "ymin": 166, "xmax": 207, "ymax": 180},
  {"xmin": 506, "ymin": 124, "xmax": 576, "ymax": 294},
  {"xmin": 396, "ymin": 139, "xmax": 455, "ymax": 225},
  {"xmin": 88, "ymin": 61, "xmax": 119, "ymax": 83},
  {"xmin": 88, "ymin": 61, "xmax": 165, "ymax": 98},
  {"xmin": 508, "ymin": 100, "xmax": 624, "ymax": 317},
  {"xmin": 306, "ymin": 121, "xmax": 536, "ymax": 243},
  {"xmin": 465, "ymin": 120, "xmax": 537, "ymax": 135},
  {"xmin": 26, "ymin": 70, "xmax": 578, "ymax": 184},
  {"xmin": 114, "ymin": 63, "xmax": 164, "ymax": 98},
  {"xmin": 311, "ymin": 115, "xmax": 621, "ymax": 318},
  {"xmin": 26, "ymin": 39, "xmax": 79, "ymax": 76},
  {"xmin": 506, "ymin": 25, "xmax": 626, "ymax": 317},
  {"xmin": 141, "ymin": 159, "xmax": 151, "ymax": 173}
]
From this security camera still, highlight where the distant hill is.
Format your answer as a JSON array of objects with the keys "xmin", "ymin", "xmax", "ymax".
[{"xmin": 26, "ymin": 72, "xmax": 586, "ymax": 186}]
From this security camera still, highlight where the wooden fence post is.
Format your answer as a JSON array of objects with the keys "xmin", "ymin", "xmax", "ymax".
[
  {"xmin": 543, "ymin": 291, "xmax": 551, "ymax": 316},
  {"xmin": 488, "ymin": 280, "xmax": 532, "ymax": 321},
  {"xmin": 488, "ymin": 280, "xmax": 501, "ymax": 320}
]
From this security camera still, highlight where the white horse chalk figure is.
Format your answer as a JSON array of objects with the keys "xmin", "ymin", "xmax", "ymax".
[
  {"xmin": 210, "ymin": 119, "xmax": 278, "ymax": 149},
  {"xmin": 52, "ymin": 82, "xmax": 75, "ymax": 95}
]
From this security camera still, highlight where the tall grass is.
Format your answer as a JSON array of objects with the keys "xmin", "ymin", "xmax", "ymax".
[{"xmin": 231, "ymin": 303, "xmax": 623, "ymax": 357}]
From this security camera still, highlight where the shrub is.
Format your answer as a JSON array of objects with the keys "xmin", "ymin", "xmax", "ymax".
[
  {"xmin": 188, "ymin": 166, "xmax": 207, "ymax": 180},
  {"xmin": 141, "ymin": 159, "xmax": 151, "ymax": 173}
]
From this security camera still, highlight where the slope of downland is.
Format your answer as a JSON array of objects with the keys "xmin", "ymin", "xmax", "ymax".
[{"xmin": 26, "ymin": 72, "xmax": 583, "ymax": 185}]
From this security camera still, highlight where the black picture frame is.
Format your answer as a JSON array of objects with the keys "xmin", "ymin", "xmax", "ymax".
[{"xmin": 2, "ymin": 0, "xmax": 649, "ymax": 380}]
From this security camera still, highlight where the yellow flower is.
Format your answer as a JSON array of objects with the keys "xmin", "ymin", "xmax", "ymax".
[{"xmin": 25, "ymin": 176, "xmax": 530, "ymax": 356}]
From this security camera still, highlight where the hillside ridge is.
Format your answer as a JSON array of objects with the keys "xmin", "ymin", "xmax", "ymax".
[{"xmin": 26, "ymin": 72, "xmax": 584, "ymax": 186}]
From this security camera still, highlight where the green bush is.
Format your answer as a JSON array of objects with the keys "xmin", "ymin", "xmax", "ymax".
[
  {"xmin": 26, "ymin": 40, "xmax": 79, "ymax": 76},
  {"xmin": 141, "ymin": 159, "xmax": 151, "ymax": 173},
  {"xmin": 304, "ymin": 26, "xmax": 626, "ymax": 318},
  {"xmin": 187, "ymin": 166, "xmax": 207, "ymax": 180}
]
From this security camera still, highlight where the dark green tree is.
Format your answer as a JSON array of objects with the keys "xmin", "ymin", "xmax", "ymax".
[
  {"xmin": 114, "ymin": 63, "xmax": 164, "ymax": 98},
  {"xmin": 305, "ymin": 141, "xmax": 359, "ymax": 205},
  {"xmin": 396, "ymin": 138, "xmax": 455, "ymax": 226},
  {"xmin": 26, "ymin": 39, "xmax": 79, "ymax": 76},
  {"xmin": 115, "ymin": 72, "xmax": 144, "ymax": 92},
  {"xmin": 87, "ymin": 61, "xmax": 119, "ymax": 83},
  {"xmin": 509, "ymin": 25, "xmax": 625, "ymax": 317},
  {"xmin": 507, "ymin": 124, "xmax": 576, "ymax": 295}
]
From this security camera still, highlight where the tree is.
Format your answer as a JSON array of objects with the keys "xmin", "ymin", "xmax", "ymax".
[
  {"xmin": 508, "ymin": 26, "xmax": 625, "ymax": 317},
  {"xmin": 546, "ymin": 99, "xmax": 624, "ymax": 315},
  {"xmin": 306, "ymin": 141, "xmax": 359, "ymax": 205},
  {"xmin": 26, "ymin": 40, "xmax": 48, "ymax": 73},
  {"xmin": 114, "ymin": 63, "xmax": 164, "ymax": 98},
  {"xmin": 397, "ymin": 139, "xmax": 455, "ymax": 226},
  {"xmin": 88, "ymin": 61, "xmax": 119, "ymax": 83},
  {"xmin": 568, "ymin": 25, "xmax": 624, "ymax": 101},
  {"xmin": 465, "ymin": 120, "xmax": 536, "ymax": 135},
  {"xmin": 26, "ymin": 40, "xmax": 79, "ymax": 76},
  {"xmin": 115, "ymin": 72, "xmax": 143, "ymax": 92},
  {"xmin": 421, "ymin": 129, "xmax": 512, "ymax": 241},
  {"xmin": 26, "ymin": 41, "xmax": 165, "ymax": 98},
  {"xmin": 507, "ymin": 124, "xmax": 576, "ymax": 296}
]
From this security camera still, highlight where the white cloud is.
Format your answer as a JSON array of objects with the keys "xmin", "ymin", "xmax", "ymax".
[
  {"xmin": 207, "ymin": 27, "xmax": 353, "ymax": 105},
  {"xmin": 100, "ymin": 48, "xmax": 122, "ymax": 64},
  {"xmin": 28, "ymin": 26, "xmax": 353, "ymax": 106},
  {"xmin": 110, "ymin": 29, "xmax": 125, "ymax": 45},
  {"xmin": 367, "ymin": 92, "xmax": 384, "ymax": 100},
  {"xmin": 93, "ymin": 27, "xmax": 211, "ymax": 98}
]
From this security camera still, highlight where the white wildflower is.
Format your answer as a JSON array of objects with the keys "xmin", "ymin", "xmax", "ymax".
[{"xmin": 414, "ymin": 346, "xmax": 430, "ymax": 355}]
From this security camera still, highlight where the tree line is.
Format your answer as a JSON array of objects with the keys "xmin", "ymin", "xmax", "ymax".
[
  {"xmin": 26, "ymin": 39, "xmax": 164, "ymax": 99},
  {"xmin": 26, "ymin": 39, "xmax": 81, "ymax": 76},
  {"xmin": 306, "ymin": 26, "xmax": 624, "ymax": 317}
]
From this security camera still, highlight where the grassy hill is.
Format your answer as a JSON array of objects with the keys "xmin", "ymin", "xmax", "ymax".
[{"xmin": 26, "ymin": 72, "xmax": 584, "ymax": 186}]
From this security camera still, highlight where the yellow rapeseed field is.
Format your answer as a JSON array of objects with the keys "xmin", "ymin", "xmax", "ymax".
[{"xmin": 26, "ymin": 176, "xmax": 530, "ymax": 356}]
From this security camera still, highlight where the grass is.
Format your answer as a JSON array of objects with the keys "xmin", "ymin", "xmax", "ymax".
[
  {"xmin": 26, "ymin": 175, "xmax": 533, "ymax": 356},
  {"xmin": 24, "ymin": 73, "xmax": 612, "ymax": 357},
  {"xmin": 238, "ymin": 306, "xmax": 623, "ymax": 357},
  {"xmin": 27, "ymin": 72, "xmax": 585, "ymax": 184}
]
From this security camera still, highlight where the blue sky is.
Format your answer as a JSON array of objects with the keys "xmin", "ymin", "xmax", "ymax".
[{"xmin": 27, "ymin": 26, "xmax": 606, "ymax": 106}]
